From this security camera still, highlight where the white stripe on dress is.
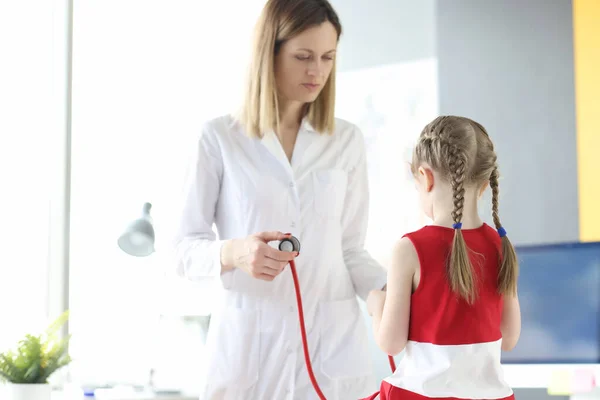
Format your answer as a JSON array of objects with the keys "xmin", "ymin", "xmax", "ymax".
[{"xmin": 384, "ymin": 339, "xmax": 513, "ymax": 399}]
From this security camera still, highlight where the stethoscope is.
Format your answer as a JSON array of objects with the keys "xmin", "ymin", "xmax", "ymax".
[{"xmin": 278, "ymin": 235, "xmax": 396, "ymax": 400}]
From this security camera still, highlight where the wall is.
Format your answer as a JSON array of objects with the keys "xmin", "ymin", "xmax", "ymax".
[
  {"xmin": 331, "ymin": 0, "xmax": 436, "ymax": 72},
  {"xmin": 436, "ymin": 0, "xmax": 579, "ymax": 245},
  {"xmin": 573, "ymin": 0, "xmax": 600, "ymax": 242},
  {"xmin": 333, "ymin": 0, "xmax": 580, "ymax": 246}
]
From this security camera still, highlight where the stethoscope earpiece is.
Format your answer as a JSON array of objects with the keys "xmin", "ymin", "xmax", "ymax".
[{"xmin": 279, "ymin": 235, "xmax": 301, "ymax": 253}]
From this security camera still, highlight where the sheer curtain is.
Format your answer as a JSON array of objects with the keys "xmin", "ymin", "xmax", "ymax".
[
  {"xmin": 68, "ymin": 0, "xmax": 266, "ymax": 389},
  {"xmin": 0, "ymin": 0, "xmax": 55, "ymax": 353}
]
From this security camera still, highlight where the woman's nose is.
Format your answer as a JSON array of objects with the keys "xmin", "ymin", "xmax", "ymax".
[{"xmin": 306, "ymin": 59, "xmax": 323, "ymax": 77}]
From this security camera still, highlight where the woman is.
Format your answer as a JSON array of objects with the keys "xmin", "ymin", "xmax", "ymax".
[{"xmin": 173, "ymin": 0, "xmax": 387, "ymax": 398}]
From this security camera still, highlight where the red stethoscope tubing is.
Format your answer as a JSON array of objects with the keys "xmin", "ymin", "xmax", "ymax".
[
  {"xmin": 388, "ymin": 354, "xmax": 396, "ymax": 373},
  {"xmin": 289, "ymin": 259, "xmax": 327, "ymax": 399},
  {"xmin": 289, "ymin": 258, "xmax": 396, "ymax": 400}
]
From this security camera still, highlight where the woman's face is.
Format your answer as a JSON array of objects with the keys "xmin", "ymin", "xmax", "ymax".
[{"xmin": 274, "ymin": 21, "xmax": 338, "ymax": 105}]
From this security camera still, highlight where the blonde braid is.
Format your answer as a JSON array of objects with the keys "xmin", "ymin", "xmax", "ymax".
[{"xmin": 489, "ymin": 167, "xmax": 519, "ymax": 296}]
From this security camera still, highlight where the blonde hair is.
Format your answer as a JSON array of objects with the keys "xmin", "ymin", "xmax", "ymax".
[
  {"xmin": 411, "ymin": 116, "xmax": 519, "ymax": 304},
  {"xmin": 236, "ymin": 0, "xmax": 342, "ymax": 138}
]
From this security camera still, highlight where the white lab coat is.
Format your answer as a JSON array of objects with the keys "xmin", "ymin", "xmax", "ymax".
[{"xmin": 173, "ymin": 114, "xmax": 387, "ymax": 400}]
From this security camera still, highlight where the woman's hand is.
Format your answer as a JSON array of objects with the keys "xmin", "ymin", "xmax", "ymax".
[
  {"xmin": 367, "ymin": 289, "xmax": 386, "ymax": 316},
  {"xmin": 221, "ymin": 231, "xmax": 298, "ymax": 281}
]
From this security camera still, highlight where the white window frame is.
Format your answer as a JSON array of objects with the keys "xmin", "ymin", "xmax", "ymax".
[{"xmin": 47, "ymin": 0, "xmax": 74, "ymax": 340}]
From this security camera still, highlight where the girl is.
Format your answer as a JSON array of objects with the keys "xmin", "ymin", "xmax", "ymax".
[{"xmin": 364, "ymin": 116, "xmax": 521, "ymax": 400}]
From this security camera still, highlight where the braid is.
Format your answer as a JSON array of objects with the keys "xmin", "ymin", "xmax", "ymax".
[
  {"xmin": 449, "ymin": 149, "xmax": 468, "ymax": 225},
  {"xmin": 435, "ymin": 120, "xmax": 468, "ymax": 225},
  {"xmin": 490, "ymin": 167, "xmax": 501, "ymax": 229},
  {"xmin": 489, "ymin": 165, "xmax": 519, "ymax": 296},
  {"xmin": 445, "ymin": 140, "xmax": 476, "ymax": 304}
]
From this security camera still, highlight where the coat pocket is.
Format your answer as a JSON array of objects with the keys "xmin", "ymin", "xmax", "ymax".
[
  {"xmin": 312, "ymin": 169, "xmax": 348, "ymax": 220},
  {"xmin": 319, "ymin": 297, "xmax": 373, "ymax": 379},
  {"xmin": 204, "ymin": 306, "xmax": 260, "ymax": 398}
]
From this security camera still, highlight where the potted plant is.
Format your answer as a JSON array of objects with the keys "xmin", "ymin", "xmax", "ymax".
[{"xmin": 0, "ymin": 310, "xmax": 72, "ymax": 400}]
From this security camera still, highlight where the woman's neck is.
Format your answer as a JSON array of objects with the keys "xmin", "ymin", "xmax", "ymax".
[
  {"xmin": 277, "ymin": 99, "xmax": 305, "ymax": 137},
  {"xmin": 275, "ymin": 99, "xmax": 306, "ymax": 162}
]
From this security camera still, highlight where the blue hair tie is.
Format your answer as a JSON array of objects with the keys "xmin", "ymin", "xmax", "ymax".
[
  {"xmin": 452, "ymin": 222, "xmax": 462, "ymax": 230},
  {"xmin": 498, "ymin": 227, "xmax": 507, "ymax": 238}
]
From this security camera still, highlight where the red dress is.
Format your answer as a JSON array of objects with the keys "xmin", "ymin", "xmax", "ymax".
[{"xmin": 362, "ymin": 224, "xmax": 515, "ymax": 400}]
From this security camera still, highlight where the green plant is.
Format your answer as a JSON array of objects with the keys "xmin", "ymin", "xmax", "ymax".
[{"xmin": 0, "ymin": 310, "xmax": 72, "ymax": 384}]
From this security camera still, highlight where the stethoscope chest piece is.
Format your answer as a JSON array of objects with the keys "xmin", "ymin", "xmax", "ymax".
[{"xmin": 279, "ymin": 235, "xmax": 301, "ymax": 253}]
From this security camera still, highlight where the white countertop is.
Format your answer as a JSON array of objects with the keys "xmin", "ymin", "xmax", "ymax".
[{"xmin": 51, "ymin": 389, "xmax": 197, "ymax": 400}]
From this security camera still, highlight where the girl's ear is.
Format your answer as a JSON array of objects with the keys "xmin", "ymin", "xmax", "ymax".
[{"xmin": 418, "ymin": 166, "xmax": 435, "ymax": 192}]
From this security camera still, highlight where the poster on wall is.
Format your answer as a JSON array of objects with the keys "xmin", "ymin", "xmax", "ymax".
[{"xmin": 336, "ymin": 58, "xmax": 439, "ymax": 266}]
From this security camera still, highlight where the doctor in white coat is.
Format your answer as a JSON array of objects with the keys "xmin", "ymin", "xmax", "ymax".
[{"xmin": 173, "ymin": 0, "xmax": 387, "ymax": 398}]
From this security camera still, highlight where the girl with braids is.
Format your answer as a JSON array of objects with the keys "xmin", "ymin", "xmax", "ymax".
[{"xmin": 363, "ymin": 116, "xmax": 521, "ymax": 400}]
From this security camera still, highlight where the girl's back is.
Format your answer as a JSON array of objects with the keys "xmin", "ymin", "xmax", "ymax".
[
  {"xmin": 383, "ymin": 224, "xmax": 513, "ymax": 399},
  {"xmin": 406, "ymin": 224, "xmax": 503, "ymax": 347}
]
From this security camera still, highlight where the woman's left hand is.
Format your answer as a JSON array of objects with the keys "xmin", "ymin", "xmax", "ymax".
[{"xmin": 367, "ymin": 289, "xmax": 386, "ymax": 316}]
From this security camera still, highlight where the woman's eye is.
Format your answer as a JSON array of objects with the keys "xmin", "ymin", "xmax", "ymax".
[{"xmin": 295, "ymin": 55, "xmax": 310, "ymax": 61}]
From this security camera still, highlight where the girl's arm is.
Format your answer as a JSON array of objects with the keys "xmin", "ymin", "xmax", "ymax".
[
  {"xmin": 368, "ymin": 237, "xmax": 419, "ymax": 356},
  {"xmin": 500, "ymin": 292, "xmax": 521, "ymax": 351}
]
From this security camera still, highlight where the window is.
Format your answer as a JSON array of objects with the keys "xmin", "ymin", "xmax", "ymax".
[
  {"xmin": 68, "ymin": 0, "xmax": 266, "ymax": 390},
  {"xmin": 336, "ymin": 58, "xmax": 439, "ymax": 266},
  {"xmin": 0, "ymin": 0, "xmax": 56, "ymax": 352}
]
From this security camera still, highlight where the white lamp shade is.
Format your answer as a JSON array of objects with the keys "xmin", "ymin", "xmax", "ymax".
[{"xmin": 118, "ymin": 202, "xmax": 155, "ymax": 257}]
